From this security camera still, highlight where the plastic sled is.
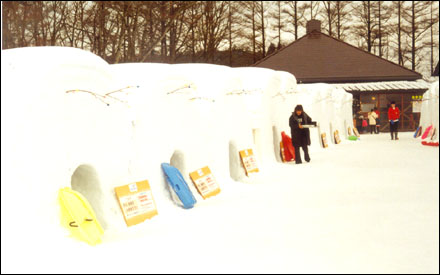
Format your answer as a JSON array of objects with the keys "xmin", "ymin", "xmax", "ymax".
[
  {"xmin": 422, "ymin": 141, "xmax": 439, "ymax": 147},
  {"xmin": 161, "ymin": 163, "xmax": 197, "ymax": 209},
  {"xmin": 348, "ymin": 135, "xmax": 358, "ymax": 141},
  {"xmin": 421, "ymin": 125, "xmax": 433, "ymax": 139},
  {"xmin": 281, "ymin": 131, "xmax": 295, "ymax": 161},
  {"xmin": 58, "ymin": 187, "xmax": 104, "ymax": 245},
  {"xmin": 414, "ymin": 126, "xmax": 422, "ymax": 138}
]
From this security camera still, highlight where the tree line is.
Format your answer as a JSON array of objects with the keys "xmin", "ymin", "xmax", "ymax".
[{"xmin": 2, "ymin": 1, "xmax": 439, "ymax": 76}]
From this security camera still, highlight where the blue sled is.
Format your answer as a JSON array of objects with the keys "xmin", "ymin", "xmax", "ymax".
[
  {"xmin": 414, "ymin": 126, "xmax": 421, "ymax": 138},
  {"xmin": 161, "ymin": 163, "xmax": 197, "ymax": 209}
]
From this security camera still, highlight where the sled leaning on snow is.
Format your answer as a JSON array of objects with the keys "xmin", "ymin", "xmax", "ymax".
[
  {"xmin": 280, "ymin": 131, "xmax": 295, "ymax": 162},
  {"xmin": 161, "ymin": 163, "xmax": 197, "ymax": 209},
  {"xmin": 58, "ymin": 187, "xmax": 104, "ymax": 245},
  {"xmin": 353, "ymin": 127, "xmax": 360, "ymax": 137},
  {"xmin": 421, "ymin": 125, "xmax": 433, "ymax": 139},
  {"xmin": 334, "ymin": 130, "xmax": 341, "ymax": 144},
  {"xmin": 414, "ymin": 126, "xmax": 422, "ymax": 138}
]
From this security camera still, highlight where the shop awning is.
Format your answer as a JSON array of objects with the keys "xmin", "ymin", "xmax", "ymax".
[{"xmin": 332, "ymin": 80, "xmax": 431, "ymax": 93}]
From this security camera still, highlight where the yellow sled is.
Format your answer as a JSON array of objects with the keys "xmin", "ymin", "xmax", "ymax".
[{"xmin": 58, "ymin": 187, "xmax": 104, "ymax": 245}]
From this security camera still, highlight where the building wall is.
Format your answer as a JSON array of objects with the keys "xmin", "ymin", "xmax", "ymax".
[{"xmin": 358, "ymin": 92, "xmax": 425, "ymax": 132}]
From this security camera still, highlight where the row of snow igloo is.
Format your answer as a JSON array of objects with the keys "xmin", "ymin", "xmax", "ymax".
[
  {"xmin": 1, "ymin": 47, "xmax": 354, "ymax": 237},
  {"xmin": 418, "ymin": 81, "xmax": 439, "ymax": 144}
]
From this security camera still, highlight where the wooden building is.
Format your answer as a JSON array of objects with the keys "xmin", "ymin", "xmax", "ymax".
[{"xmin": 254, "ymin": 20, "xmax": 431, "ymax": 132}]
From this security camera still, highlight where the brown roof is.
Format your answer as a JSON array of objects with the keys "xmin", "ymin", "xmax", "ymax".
[{"xmin": 254, "ymin": 31, "xmax": 422, "ymax": 83}]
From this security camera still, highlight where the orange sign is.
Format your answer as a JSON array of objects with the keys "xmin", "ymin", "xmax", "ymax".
[
  {"xmin": 189, "ymin": 166, "xmax": 221, "ymax": 199},
  {"xmin": 321, "ymin": 133, "xmax": 328, "ymax": 148},
  {"xmin": 239, "ymin": 149, "xmax": 259, "ymax": 175},
  {"xmin": 115, "ymin": 180, "xmax": 158, "ymax": 227}
]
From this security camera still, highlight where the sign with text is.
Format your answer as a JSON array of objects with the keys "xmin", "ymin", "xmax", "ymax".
[
  {"xmin": 115, "ymin": 180, "xmax": 158, "ymax": 227},
  {"xmin": 239, "ymin": 149, "xmax": 259, "ymax": 175},
  {"xmin": 189, "ymin": 166, "xmax": 221, "ymax": 199}
]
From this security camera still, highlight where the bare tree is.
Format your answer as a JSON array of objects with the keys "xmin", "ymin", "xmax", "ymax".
[
  {"xmin": 428, "ymin": 1, "xmax": 439, "ymax": 74},
  {"xmin": 304, "ymin": 1, "xmax": 321, "ymax": 20},
  {"xmin": 402, "ymin": 1, "xmax": 434, "ymax": 71},
  {"xmin": 238, "ymin": 1, "xmax": 259, "ymax": 63},
  {"xmin": 257, "ymin": 1, "xmax": 267, "ymax": 57},
  {"xmin": 334, "ymin": 1, "xmax": 352, "ymax": 40},
  {"xmin": 371, "ymin": 1, "xmax": 393, "ymax": 58},
  {"xmin": 352, "ymin": 1, "xmax": 377, "ymax": 52},
  {"xmin": 269, "ymin": 1, "xmax": 288, "ymax": 49},
  {"xmin": 197, "ymin": 1, "xmax": 229, "ymax": 63},
  {"xmin": 321, "ymin": 1, "xmax": 337, "ymax": 37},
  {"xmin": 282, "ymin": 1, "xmax": 307, "ymax": 40}
]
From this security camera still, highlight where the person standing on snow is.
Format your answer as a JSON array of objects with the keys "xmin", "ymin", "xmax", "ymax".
[
  {"xmin": 374, "ymin": 107, "xmax": 380, "ymax": 134},
  {"xmin": 388, "ymin": 101, "xmax": 400, "ymax": 140},
  {"xmin": 368, "ymin": 109, "xmax": 378, "ymax": 134},
  {"xmin": 289, "ymin": 105, "xmax": 315, "ymax": 164}
]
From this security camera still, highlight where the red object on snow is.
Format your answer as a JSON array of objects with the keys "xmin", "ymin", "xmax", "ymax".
[
  {"xmin": 422, "ymin": 141, "xmax": 439, "ymax": 147},
  {"xmin": 388, "ymin": 107, "xmax": 400, "ymax": 121},
  {"xmin": 362, "ymin": 119, "xmax": 368, "ymax": 127},
  {"xmin": 421, "ymin": 125, "xmax": 433, "ymax": 140},
  {"xmin": 281, "ymin": 131, "xmax": 295, "ymax": 162}
]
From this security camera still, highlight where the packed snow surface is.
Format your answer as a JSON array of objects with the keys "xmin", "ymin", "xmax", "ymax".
[
  {"xmin": 2, "ymin": 133, "xmax": 438, "ymax": 274},
  {"xmin": 1, "ymin": 47, "xmax": 438, "ymax": 273}
]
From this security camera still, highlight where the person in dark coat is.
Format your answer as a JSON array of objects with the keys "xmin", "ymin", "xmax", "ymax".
[{"xmin": 289, "ymin": 105, "xmax": 315, "ymax": 164}]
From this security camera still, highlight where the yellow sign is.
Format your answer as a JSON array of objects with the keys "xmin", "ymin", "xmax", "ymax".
[
  {"xmin": 239, "ymin": 149, "xmax": 259, "ymax": 175},
  {"xmin": 115, "ymin": 180, "xmax": 158, "ymax": 227},
  {"xmin": 189, "ymin": 166, "xmax": 221, "ymax": 199}
]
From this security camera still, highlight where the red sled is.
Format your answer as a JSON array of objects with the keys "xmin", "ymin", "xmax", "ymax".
[
  {"xmin": 422, "ymin": 141, "xmax": 439, "ymax": 147},
  {"xmin": 281, "ymin": 131, "xmax": 295, "ymax": 162}
]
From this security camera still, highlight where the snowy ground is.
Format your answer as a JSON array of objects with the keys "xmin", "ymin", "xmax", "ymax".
[{"xmin": 1, "ymin": 132, "xmax": 439, "ymax": 274}]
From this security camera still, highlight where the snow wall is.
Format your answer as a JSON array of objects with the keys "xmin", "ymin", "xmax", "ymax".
[
  {"xmin": 1, "ymin": 47, "xmax": 354, "ymax": 238},
  {"xmin": 419, "ymin": 81, "xmax": 439, "ymax": 142}
]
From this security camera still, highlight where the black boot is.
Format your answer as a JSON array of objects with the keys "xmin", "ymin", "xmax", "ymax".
[
  {"xmin": 303, "ymin": 146, "xmax": 310, "ymax": 162},
  {"xmin": 391, "ymin": 132, "xmax": 394, "ymax": 140},
  {"xmin": 294, "ymin": 146, "xmax": 302, "ymax": 164},
  {"xmin": 395, "ymin": 132, "xmax": 399, "ymax": 140}
]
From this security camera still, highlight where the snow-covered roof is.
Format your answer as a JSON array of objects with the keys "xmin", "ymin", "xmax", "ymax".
[{"xmin": 332, "ymin": 80, "xmax": 431, "ymax": 92}]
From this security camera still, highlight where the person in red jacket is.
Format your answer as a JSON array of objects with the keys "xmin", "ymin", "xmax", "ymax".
[{"xmin": 388, "ymin": 101, "xmax": 401, "ymax": 140}]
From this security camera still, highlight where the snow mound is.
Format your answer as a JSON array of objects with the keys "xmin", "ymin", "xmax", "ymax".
[{"xmin": 1, "ymin": 47, "xmax": 353, "ymax": 238}]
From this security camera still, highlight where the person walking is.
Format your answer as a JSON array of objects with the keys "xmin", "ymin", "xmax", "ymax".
[
  {"xmin": 388, "ymin": 101, "xmax": 401, "ymax": 140},
  {"xmin": 289, "ymin": 105, "xmax": 315, "ymax": 164},
  {"xmin": 368, "ymin": 109, "xmax": 378, "ymax": 134}
]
